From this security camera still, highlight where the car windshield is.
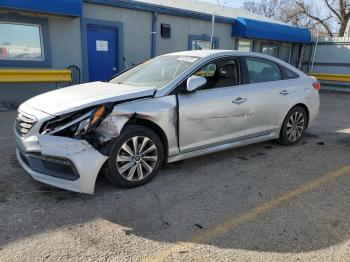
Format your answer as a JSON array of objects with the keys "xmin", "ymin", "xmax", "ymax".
[{"xmin": 109, "ymin": 55, "xmax": 199, "ymax": 89}]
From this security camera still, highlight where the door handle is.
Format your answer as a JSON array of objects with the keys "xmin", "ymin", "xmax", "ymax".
[
  {"xmin": 232, "ymin": 97, "xmax": 247, "ymax": 105},
  {"xmin": 280, "ymin": 90, "xmax": 290, "ymax": 95}
]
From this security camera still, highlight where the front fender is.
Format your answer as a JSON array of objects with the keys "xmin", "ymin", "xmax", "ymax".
[{"xmin": 94, "ymin": 96, "xmax": 179, "ymax": 157}]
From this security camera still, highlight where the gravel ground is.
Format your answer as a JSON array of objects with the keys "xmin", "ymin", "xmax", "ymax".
[{"xmin": 0, "ymin": 91, "xmax": 349, "ymax": 262}]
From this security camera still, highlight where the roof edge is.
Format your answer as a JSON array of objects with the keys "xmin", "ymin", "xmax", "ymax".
[
  {"xmin": 84, "ymin": 0, "xmax": 235, "ymax": 24},
  {"xmin": 0, "ymin": 0, "xmax": 82, "ymax": 17}
]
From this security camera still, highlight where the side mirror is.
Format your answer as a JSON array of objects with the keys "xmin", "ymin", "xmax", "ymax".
[{"xmin": 186, "ymin": 75, "xmax": 207, "ymax": 92}]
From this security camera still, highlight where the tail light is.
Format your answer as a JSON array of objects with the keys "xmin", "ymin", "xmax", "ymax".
[{"xmin": 312, "ymin": 82, "xmax": 321, "ymax": 91}]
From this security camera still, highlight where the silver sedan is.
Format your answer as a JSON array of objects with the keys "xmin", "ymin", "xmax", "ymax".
[{"xmin": 15, "ymin": 50, "xmax": 320, "ymax": 193}]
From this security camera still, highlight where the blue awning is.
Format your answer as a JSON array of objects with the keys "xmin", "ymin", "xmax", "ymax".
[
  {"xmin": 232, "ymin": 17, "xmax": 311, "ymax": 44},
  {"xmin": 0, "ymin": 0, "xmax": 82, "ymax": 17}
]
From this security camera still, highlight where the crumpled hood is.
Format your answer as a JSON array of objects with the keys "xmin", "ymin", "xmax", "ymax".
[{"xmin": 23, "ymin": 81, "xmax": 156, "ymax": 115}]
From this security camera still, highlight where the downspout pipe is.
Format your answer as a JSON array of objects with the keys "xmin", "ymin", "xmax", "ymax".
[{"xmin": 151, "ymin": 12, "xmax": 158, "ymax": 58}]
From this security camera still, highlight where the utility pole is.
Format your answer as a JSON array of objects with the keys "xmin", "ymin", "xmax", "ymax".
[
  {"xmin": 210, "ymin": 12, "xmax": 215, "ymax": 49},
  {"xmin": 210, "ymin": 0, "xmax": 222, "ymax": 49},
  {"xmin": 310, "ymin": 26, "xmax": 320, "ymax": 73}
]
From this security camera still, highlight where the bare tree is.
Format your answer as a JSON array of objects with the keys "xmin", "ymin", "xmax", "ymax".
[
  {"xmin": 242, "ymin": 0, "xmax": 317, "ymax": 29},
  {"xmin": 242, "ymin": 0, "xmax": 350, "ymax": 37},
  {"xmin": 279, "ymin": 1, "xmax": 331, "ymax": 34},
  {"xmin": 295, "ymin": 0, "xmax": 350, "ymax": 37},
  {"xmin": 242, "ymin": 0, "xmax": 280, "ymax": 18}
]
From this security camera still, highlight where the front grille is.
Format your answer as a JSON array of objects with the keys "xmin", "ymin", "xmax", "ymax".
[{"xmin": 15, "ymin": 112, "xmax": 36, "ymax": 136}]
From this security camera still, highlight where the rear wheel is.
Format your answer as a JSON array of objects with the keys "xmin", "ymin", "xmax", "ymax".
[
  {"xmin": 279, "ymin": 106, "xmax": 307, "ymax": 146},
  {"xmin": 105, "ymin": 125, "xmax": 164, "ymax": 188}
]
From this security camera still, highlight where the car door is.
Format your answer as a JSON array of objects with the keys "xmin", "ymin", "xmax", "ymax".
[
  {"xmin": 239, "ymin": 56, "xmax": 295, "ymax": 137},
  {"xmin": 178, "ymin": 57, "xmax": 255, "ymax": 153}
]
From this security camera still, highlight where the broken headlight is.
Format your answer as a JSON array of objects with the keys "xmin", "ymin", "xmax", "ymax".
[{"xmin": 41, "ymin": 105, "xmax": 108, "ymax": 138}]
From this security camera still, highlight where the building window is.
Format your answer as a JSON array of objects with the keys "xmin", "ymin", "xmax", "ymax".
[
  {"xmin": 0, "ymin": 22, "xmax": 43, "ymax": 61},
  {"xmin": 261, "ymin": 45, "xmax": 278, "ymax": 57},
  {"xmin": 0, "ymin": 15, "xmax": 51, "ymax": 67},
  {"xmin": 278, "ymin": 44, "xmax": 292, "ymax": 63},
  {"xmin": 290, "ymin": 44, "xmax": 301, "ymax": 67},
  {"xmin": 191, "ymin": 40, "xmax": 211, "ymax": 50},
  {"xmin": 238, "ymin": 39, "xmax": 252, "ymax": 52},
  {"xmin": 188, "ymin": 34, "xmax": 219, "ymax": 50}
]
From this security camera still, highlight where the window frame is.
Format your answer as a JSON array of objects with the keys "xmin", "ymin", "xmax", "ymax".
[{"xmin": 0, "ymin": 14, "xmax": 51, "ymax": 67}]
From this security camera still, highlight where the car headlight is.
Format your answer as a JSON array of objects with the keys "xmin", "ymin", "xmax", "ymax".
[
  {"xmin": 74, "ymin": 105, "xmax": 107, "ymax": 135},
  {"xmin": 89, "ymin": 106, "xmax": 106, "ymax": 129},
  {"xmin": 41, "ymin": 105, "xmax": 108, "ymax": 137}
]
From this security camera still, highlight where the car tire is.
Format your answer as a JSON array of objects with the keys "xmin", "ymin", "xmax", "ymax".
[
  {"xmin": 279, "ymin": 106, "xmax": 308, "ymax": 146},
  {"xmin": 105, "ymin": 125, "xmax": 164, "ymax": 188}
]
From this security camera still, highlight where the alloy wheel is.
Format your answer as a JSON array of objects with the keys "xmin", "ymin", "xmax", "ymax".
[
  {"xmin": 286, "ymin": 111, "xmax": 305, "ymax": 142},
  {"xmin": 116, "ymin": 136, "xmax": 158, "ymax": 181}
]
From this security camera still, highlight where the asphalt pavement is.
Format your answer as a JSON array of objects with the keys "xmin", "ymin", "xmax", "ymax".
[{"xmin": 0, "ymin": 91, "xmax": 349, "ymax": 262}]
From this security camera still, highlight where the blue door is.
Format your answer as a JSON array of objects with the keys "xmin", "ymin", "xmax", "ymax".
[{"xmin": 87, "ymin": 25, "xmax": 118, "ymax": 81}]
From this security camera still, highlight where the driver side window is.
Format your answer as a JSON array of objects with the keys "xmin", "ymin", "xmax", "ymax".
[{"xmin": 193, "ymin": 58, "xmax": 240, "ymax": 90}]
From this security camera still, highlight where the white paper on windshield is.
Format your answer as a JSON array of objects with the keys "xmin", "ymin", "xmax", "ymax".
[
  {"xmin": 96, "ymin": 40, "xmax": 108, "ymax": 51},
  {"xmin": 177, "ymin": 56, "xmax": 198, "ymax": 63}
]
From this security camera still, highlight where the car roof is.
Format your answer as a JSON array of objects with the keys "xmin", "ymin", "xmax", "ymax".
[
  {"xmin": 163, "ymin": 49, "xmax": 278, "ymax": 61},
  {"xmin": 164, "ymin": 49, "xmax": 238, "ymax": 57}
]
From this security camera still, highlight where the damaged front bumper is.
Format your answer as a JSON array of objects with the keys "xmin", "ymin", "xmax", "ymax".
[{"xmin": 16, "ymin": 134, "xmax": 108, "ymax": 194}]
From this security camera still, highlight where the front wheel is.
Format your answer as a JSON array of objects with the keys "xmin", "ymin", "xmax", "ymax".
[
  {"xmin": 279, "ymin": 106, "xmax": 308, "ymax": 146},
  {"xmin": 105, "ymin": 125, "xmax": 164, "ymax": 188}
]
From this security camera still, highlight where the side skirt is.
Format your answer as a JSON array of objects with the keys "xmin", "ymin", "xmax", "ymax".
[{"xmin": 166, "ymin": 132, "xmax": 276, "ymax": 163}]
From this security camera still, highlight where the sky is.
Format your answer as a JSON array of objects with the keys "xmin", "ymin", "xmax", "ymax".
[{"xmin": 199, "ymin": 0, "xmax": 247, "ymax": 8}]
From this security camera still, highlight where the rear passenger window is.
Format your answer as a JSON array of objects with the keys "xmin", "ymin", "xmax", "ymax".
[
  {"xmin": 245, "ymin": 57, "xmax": 281, "ymax": 84},
  {"xmin": 281, "ymin": 66, "xmax": 299, "ymax": 80}
]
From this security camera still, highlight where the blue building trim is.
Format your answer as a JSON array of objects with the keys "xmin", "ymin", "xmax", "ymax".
[
  {"xmin": 232, "ymin": 17, "xmax": 311, "ymax": 44},
  {"xmin": 0, "ymin": 14, "xmax": 52, "ymax": 67},
  {"xmin": 0, "ymin": 0, "xmax": 82, "ymax": 17},
  {"xmin": 84, "ymin": 0, "xmax": 235, "ymax": 24},
  {"xmin": 81, "ymin": 17, "xmax": 124, "ymax": 82},
  {"xmin": 188, "ymin": 34, "xmax": 220, "ymax": 50},
  {"xmin": 151, "ymin": 12, "xmax": 157, "ymax": 58}
]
